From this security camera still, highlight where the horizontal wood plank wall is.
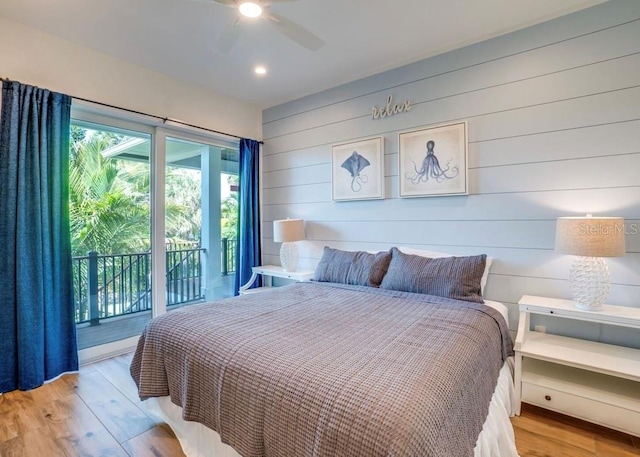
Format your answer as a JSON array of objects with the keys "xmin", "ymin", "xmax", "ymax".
[{"xmin": 261, "ymin": 0, "xmax": 640, "ymax": 333}]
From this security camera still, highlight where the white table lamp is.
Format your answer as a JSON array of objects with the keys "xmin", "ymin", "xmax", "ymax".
[
  {"xmin": 273, "ymin": 219, "xmax": 305, "ymax": 272},
  {"xmin": 555, "ymin": 215, "xmax": 625, "ymax": 311}
]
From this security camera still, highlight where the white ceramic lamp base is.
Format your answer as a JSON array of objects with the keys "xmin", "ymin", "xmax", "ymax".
[
  {"xmin": 569, "ymin": 256, "xmax": 610, "ymax": 311},
  {"xmin": 280, "ymin": 242, "xmax": 299, "ymax": 272}
]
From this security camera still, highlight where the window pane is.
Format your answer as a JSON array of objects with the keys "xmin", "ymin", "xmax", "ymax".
[
  {"xmin": 165, "ymin": 137, "xmax": 238, "ymax": 305},
  {"xmin": 70, "ymin": 122, "xmax": 152, "ymax": 349}
]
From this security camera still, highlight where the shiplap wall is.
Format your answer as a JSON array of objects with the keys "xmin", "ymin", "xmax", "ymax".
[{"xmin": 261, "ymin": 0, "xmax": 640, "ymax": 335}]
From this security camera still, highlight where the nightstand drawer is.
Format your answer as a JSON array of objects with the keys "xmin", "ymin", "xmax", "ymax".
[{"xmin": 522, "ymin": 382, "xmax": 640, "ymax": 436}]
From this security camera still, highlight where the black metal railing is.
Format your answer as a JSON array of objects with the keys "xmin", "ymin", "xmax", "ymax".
[
  {"xmin": 166, "ymin": 247, "xmax": 203, "ymax": 307},
  {"xmin": 73, "ymin": 239, "xmax": 236, "ymax": 325},
  {"xmin": 73, "ymin": 251, "xmax": 154, "ymax": 325},
  {"xmin": 221, "ymin": 238, "xmax": 236, "ymax": 275}
]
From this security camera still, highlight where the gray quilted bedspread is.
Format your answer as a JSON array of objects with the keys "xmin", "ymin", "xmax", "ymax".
[{"xmin": 130, "ymin": 282, "xmax": 513, "ymax": 457}]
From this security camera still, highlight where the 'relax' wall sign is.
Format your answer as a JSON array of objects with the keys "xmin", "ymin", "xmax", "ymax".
[{"xmin": 371, "ymin": 95, "xmax": 412, "ymax": 120}]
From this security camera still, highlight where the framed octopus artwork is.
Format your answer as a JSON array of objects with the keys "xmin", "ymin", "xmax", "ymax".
[
  {"xmin": 399, "ymin": 121, "xmax": 468, "ymax": 198},
  {"xmin": 331, "ymin": 136, "xmax": 384, "ymax": 202}
]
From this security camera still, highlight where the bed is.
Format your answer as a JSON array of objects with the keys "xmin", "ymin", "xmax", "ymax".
[{"xmin": 131, "ymin": 247, "xmax": 518, "ymax": 457}]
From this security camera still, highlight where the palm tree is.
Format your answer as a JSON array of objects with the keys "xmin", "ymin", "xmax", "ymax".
[
  {"xmin": 69, "ymin": 128, "xmax": 202, "ymax": 256},
  {"xmin": 69, "ymin": 130, "xmax": 151, "ymax": 256}
]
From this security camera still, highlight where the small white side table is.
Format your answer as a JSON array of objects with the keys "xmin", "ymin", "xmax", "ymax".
[
  {"xmin": 239, "ymin": 265, "xmax": 314, "ymax": 295},
  {"xmin": 515, "ymin": 295, "xmax": 640, "ymax": 437}
]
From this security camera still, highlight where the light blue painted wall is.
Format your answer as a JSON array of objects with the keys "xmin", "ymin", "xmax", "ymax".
[{"xmin": 261, "ymin": 0, "xmax": 640, "ymax": 334}]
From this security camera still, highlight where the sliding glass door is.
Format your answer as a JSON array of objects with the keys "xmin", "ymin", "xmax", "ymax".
[
  {"xmin": 164, "ymin": 136, "xmax": 239, "ymax": 305},
  {"xmin": 70, "ymin": 119, "xmax": 153, "ymax": 350}
]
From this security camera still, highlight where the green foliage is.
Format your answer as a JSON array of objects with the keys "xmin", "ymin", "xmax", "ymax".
[
  {"xmin": 221, "ymin": 174, "xmax": 238, "ymax": 240},
  {"xmin": 166, "ymin": 166, "xmax": 202, "ymax": 242},
  {"xmin": 69, "ymin": 126, "xmax": 239, "ymax": 257},
  {"xmin": 70, "ymin": 129, "xmax": 149, "ymax": 255},
  {"xmin": 69, "ymin": 127, "xmax": 205, "ymax": 256}
]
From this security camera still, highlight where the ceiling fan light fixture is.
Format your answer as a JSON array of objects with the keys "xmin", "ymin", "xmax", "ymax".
[
  {"xmin": 239, "ymin": 2, "xmax": 262, "ymax": 18},
  {"xmin": 213, "ymin": 0, "xmax": 325, "ymax": 53}
]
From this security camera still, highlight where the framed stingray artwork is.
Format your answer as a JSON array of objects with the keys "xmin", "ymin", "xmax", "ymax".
[
  {"xmin": 331, "ymin": 136, "xmax": 384, "ymax": 202},
  {"xmin": 398, "ymin": 121, "xmax": 468, "ymax": 198}
]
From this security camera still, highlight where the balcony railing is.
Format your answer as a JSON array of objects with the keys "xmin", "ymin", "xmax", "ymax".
[
  {"xmin": 73, "ymin": 239, "xmax": 236, "ymax": 325},
  {"xmin": 221, "ymin": 238, "xmax": 236, "ymax": 276}
]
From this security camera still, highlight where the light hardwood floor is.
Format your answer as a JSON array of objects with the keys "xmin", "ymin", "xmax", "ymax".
[
  {"xmin": 1, "ymin": 353, "xmax": 639, "ymax": 456},
  {"xmin": 0, "ymin": 354, "xmax": 185, "ymax": 457}
]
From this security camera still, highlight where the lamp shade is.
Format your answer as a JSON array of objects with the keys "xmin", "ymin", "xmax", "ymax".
[
  {"xmin": 273, "ymin": 219, "xmax": 305, "ymax": 243},
  {"xmin": 555, "ymin": 216, "xmax": 625, "ymax": 257}
]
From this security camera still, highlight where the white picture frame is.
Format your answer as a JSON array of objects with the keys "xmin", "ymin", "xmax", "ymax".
[
  {"xmin": 332, "ymin": 136, "xmax": 384, "ymax": 201},
  {"xmin": 399, "ymin": 121, "xmax": 468, "ymax": 198}
]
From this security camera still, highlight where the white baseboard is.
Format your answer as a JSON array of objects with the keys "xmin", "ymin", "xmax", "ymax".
[{"xmin": 78, "ymin": 335, "xmax": 140, "ymax": 366}]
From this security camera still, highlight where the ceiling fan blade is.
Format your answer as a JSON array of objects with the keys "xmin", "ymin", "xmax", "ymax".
[
  {"xmin": 265, "ymin": 12, "xmax": 325, "ymax": 51},
  {"xmin": 216, "ymin": 17, "xmax": 243, "ymax": 53}
]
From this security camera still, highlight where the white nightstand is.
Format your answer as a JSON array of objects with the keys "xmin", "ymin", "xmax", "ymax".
[
  {"xmin": 239, "ymin": 265, "xmax": 315, "ymax": 295},
  {"xmin": 515, "ymin": 295, "xmax": 640, "ymax": 437}
]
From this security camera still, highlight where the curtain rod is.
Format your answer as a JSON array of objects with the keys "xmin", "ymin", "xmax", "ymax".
[{"xmin": 1, "ymin": 77, "xmax": 263, "ymax": 145}]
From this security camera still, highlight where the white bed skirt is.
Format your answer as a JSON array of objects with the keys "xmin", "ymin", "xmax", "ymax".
[
  {"xmin": 144, "ymin": 358, "xmax": 518, "ymax": 457},
  {"xmin": 473, "ymin": 358, "xmax": 518, "ymax": 457}
]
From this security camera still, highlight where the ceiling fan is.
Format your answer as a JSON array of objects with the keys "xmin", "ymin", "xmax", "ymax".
[{"xmin": 209, "ymin": 0, "xmax": 325, "ymax": 53}]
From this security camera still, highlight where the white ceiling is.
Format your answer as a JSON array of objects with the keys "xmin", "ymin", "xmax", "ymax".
[{"xmin": 0, "ymin": 0, "xmax": 607, "ymax": 109}]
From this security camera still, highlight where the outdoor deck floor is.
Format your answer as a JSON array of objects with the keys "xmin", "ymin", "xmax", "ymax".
[{"xmin": 77, "ymin": 274, "xmax": 235, "ymax": 350}]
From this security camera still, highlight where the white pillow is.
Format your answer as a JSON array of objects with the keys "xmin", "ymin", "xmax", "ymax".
[{"xmin": 397, "ymin": 247, "xmax": 492, "ymax": 295}]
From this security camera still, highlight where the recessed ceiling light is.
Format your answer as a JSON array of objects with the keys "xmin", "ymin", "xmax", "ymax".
[
  {"xmin": 239, "ymin": 2, "xmax": 262, "ymax": 18},
  {"xmin": 254, "ymin": 66, "xmax": 267, "ymax": 75}
]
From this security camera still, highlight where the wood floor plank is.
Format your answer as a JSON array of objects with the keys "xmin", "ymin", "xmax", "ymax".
[
  {"xmin": 43, "ymin": 394, "xmax": 129, "ymax": 457},
  {"xmin": 91, "ymin": 353, "xmax": 163, "ymax": 427},
  {"xmin": 92, "ymin": 353, "xmax": 141, "ymax": 406},
  {"xmin": 595, "ymin": 439, "xmax": 640, "ymax": 457},
  {"xmin": 121, "ymin": 424, "xmax": 187, "ymax": 457},
  {"xmin": 513, "ymin": 425, "xmax": 596, "ymax": 457},
  {"xmin": 592, "ymin": 428, "xmax": 640, "ymax": 453},
  {"xmin": 65, "ymin": 369, "xmax": 156, "ymax": 443},
  {"xmin": 511, "ymin": 412, "xmax": 596, "ymax": 453},
  {"xmin": 0, "ymin": 390, "xmax": 48, "ymax": 442},
  {"xmin": 514, "ymin": 404, "xmax": 640, "ymax": 454},
  {"xmin": 28, "ymin": 374, "xmax": 77, "ymax": 407},
  {"xmin": 512, "ymin": 404, "xmax": 640, "ymax": 457},
  {"xmin": 0, "ymin": 426, "xmax": 65, "ymax": 457}
]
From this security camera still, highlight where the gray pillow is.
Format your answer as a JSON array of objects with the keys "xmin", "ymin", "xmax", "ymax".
[
  {"xmin": 313, "ymin": 247, "xmax": 392, "ymax": 287},
  {"xmin": 380, "ymin": 247, "xmax": 486, "ymax": 303}
]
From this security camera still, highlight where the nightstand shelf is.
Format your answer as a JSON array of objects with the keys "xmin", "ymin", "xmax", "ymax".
[
  {"xmin": 519, "ymin": 331, "xmax": 640, "ymax": 382},
  {"xmin": 515, "ymin": 295, "xmax": 640, "ymax": 437},
  {"xmin": 239, "ymin": 265, "xmax": 314, "ymax": 295}
]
